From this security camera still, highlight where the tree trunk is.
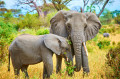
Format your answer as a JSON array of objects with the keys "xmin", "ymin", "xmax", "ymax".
[
  {"xmin": 43, "ymin": 0, "xmax": 47, "ymax": 5},
  {"xmin": 32, "ymin": 1, "xmax": 43, "ymax": 18},
  {"xmin": 97, "ymin": 0, "xmax": 109, "ymax": 17}
]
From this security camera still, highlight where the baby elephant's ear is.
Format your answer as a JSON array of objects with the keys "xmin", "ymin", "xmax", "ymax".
[{"xmin": 44, "ymin": 34, "xmax": 61, "ymax": 55}]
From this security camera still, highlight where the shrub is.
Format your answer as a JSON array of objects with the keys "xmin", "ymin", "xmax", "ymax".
[
  {"xmin": 17, "ymin": 13, "xmax": 44, "ymax": 29},
  {"xmin": 117, "ymin": 42, "xmax": 120, "ymax": 46},
  {"xmin": 36, "ymin": 28, "xmax": 49, "ymax": 35},
  {"xmin": 112, "ymin": 41, "xmax": 116, "ymax": 45},
  {"xmin": 0, "ymin": 21, "xmax": 17, "ymax": 39},
  {"xmin": 114, "ymin": 14, "xmax": 120, "ymax": 24},
  {"xmin": 0, "ymin": 21, "xmax": 17, "ymax": 62},
  {"xmin": 99, "ymin": 26, "xmax": 116, "ymax": 34},
  {"xmin": 97, "ymin": 39, "xmax": 110, "ymax": 49},
  {"xmin": 19, "ymin": 28, "xmax": 36, "ymax": 35},
  {"xmin": 106, "ymin": 45, "xmax": 120, "ymax": 78}
]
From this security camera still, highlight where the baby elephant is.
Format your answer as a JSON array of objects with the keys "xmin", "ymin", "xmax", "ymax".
[
  {"xmin": 103, "ymin": 33, "xmax": 109, "ymax": 37},
  {"xmin": 8, "ymin": 34, "xmax": 73, "ymax": 79}
]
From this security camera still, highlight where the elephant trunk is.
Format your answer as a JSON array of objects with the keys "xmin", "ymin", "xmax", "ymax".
[{"xmin": 71, "ymin": 33, "xmax": 83, "ymax": 72}]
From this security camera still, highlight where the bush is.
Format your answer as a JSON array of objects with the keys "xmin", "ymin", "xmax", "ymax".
[
  {"xmin": 36, "ymin": 28, "xmax": 49, "ymax": 35},
  {"xmin": 0, "ymin": 21, "xmax": 17, "ymax": 39},
  {"xmin": 0, "ymin": 21, "xmax": 17, "ymax": 62},
  {"xmin": 114, "ymin": 14, "xmax": 120, "ymax": 24},
  {"xmin": 99, "ymin": 26, "xmax": 116, "ymax": 34},
  {"xmin": 17, "ymin": 13, "xmax": 44, "ymax": 29},
  {"xmin": 97, "ymin": 39, "xmax": 110, "ymax": 49},
  {"xmin": 19, "ymin": 28, "xmax": 36, "ymax": 35},
  {"xmin": 106, "ymin": 45, "xmax": 120, "ymax": 78}
]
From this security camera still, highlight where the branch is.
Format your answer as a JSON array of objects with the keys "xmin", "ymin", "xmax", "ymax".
[
  {"xmin": 97, "ymin": 0, "xmax": 109, "ymax": 17},
  {"xmin": 17, "ymin": 0, "xmax": 33, "ymax": 5},
  {"xmin": 52, "ymin": 1, "xmax": 59, "ymax": 11},
  {"xmin": 83, "ymin": 0, "xmax": 89, "ymax": 12}
]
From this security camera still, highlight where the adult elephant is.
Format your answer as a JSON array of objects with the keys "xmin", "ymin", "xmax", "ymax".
[{"xmin": 50, "ymin": 10, "xmax": 101, "ymax": 74}]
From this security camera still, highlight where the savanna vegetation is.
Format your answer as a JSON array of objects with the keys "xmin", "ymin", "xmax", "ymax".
[{"xmin": 0, "ymin": 0, "xmax": 120, "ymax": 79}]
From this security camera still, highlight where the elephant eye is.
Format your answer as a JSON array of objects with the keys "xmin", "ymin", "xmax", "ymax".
[{"xmin": 67, "ymin": 23, "xmax": 71, "ymax": 29}]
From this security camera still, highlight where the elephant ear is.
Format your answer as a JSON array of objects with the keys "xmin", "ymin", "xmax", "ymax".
[
  {"xmin": 43, "ymin": 34, "xmax": 61, "ymax": 55},
  {"xmin": 50, "ymin": 10, "xmax": 68, "ymax": 37},
  {"xmin": 84, "ymin": 12, "xmax": 101, "ymax": 41}
]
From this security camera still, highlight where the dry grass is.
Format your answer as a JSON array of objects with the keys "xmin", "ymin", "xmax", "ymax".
[
  {"xmin": 0, "ymin": 44, "xmax": 113, "ymax": 79},
  {"xmin": 1, "ymin": 25, "xmax": 120, "ymax": 79}
]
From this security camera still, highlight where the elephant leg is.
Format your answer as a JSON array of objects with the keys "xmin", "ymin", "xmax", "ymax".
[
  {"xmin": 43, "ymin": 61, "xmax": 53, "ymax": 79},
  {"xmin": 42, "ymin": 51, "xmax": 53, "ymax": 79},
  {"xmin": 81, "ymin": 44, "xmax": 90, "ymax": 73},
  {"xmin": 14, "ymin": 67, "xmax": 20, "ymax": 79},
  {"xmin": 56, "ymin": 55, "xmax": 62, "ymax": 73},
  {"xmin": 21, "ymin": 65, "xmax": 29, "ymax": 79},
  {"xmin": 43, "ymin": 64, "xmax": 47, "ymax": 79}
]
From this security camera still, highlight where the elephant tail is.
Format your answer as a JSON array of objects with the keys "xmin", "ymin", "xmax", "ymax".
[{"xmin": 8, "ymin": 51, "xmax": 10, "ymax": 71}]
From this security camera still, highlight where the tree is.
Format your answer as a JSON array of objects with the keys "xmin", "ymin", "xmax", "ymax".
[
  {"xmin": 72, "ymin": 0, "xmax": 113, "ymax": 17},
  {"xmin": 96, "ymin": 0, "xmax": 110, "ymax": 17},
  {"xmin": 83, "ymin": 0, "xmax": 89, "ymax": 12},
  {"xmin": 100, "ymin": 9, "xmax": 113, "ymax": 24},
  {"xmin": 0, "ymin": 0, "xmax": 7, "ymax": 15},
  {"xmin": 0, "ymin": 0, "xmax": 20, "ymax": 17},
  {"xmin": 16, "ymin": 0, "xmax": 43, "ymax": 18},
  {"xmin": 43, "ymin": 0, "xmax": 47, "ymax": 5},
  {"xmin": 49, "ymin": 0, "xmax": 72, "ymax": 11}
]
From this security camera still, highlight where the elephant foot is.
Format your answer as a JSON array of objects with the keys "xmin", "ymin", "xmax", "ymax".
[
  {"xmin": 83, "ymin": 72, "xmax": 89, "ymax": 78},
  {"xmin": 74, "ymin": 66, "xmax": 81, "ymax": 72}
]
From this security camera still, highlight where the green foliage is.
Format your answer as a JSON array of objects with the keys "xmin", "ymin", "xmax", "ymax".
[
  {"xmin": 86, "ymin": 5, "xmax": 96, "ymax": 13},
  {"xmin": 106, "ymin": 45, "xmax": 120, "ymax": 78},
  {"xmin": 92, "ymin": 34, "xmax": 98, "ymax": 42},
  {"xmin": 36, "ymin": 28, "xmax": 49, "ymax": 35},
  {"xmin": 112, "ymin": 41, "xmax": 116, "ymax": 45},
  {"xmin": 17, "ymin": 13, "xmax": 44, "ymax": 29},
  {"xmin": 48, "ymin": 0, "xmax": 71, "ymax": 11},
  {"xmin": 100, "ymin": 9, "xmax": 113, "ymax": 25},
  {"xmin": 97, "ymin": 39, "xmax": 110, "ymax": 49},
  {"xmin": 99, "ymin": 26, "xmax": 115, "ymax": 34},
  {"xmin": 115, "ymin": 14, "xmax": 120, "ymax": 24},
  {"xmin": 3, "ymin": 12, "xmax": 13, "ymax": 19},
  {"xmin": 19, "ymin": 28, "xmax": 37, "ymax": 35},
  {"xmin": 67, "ymin": 40, "xmax": 72, "ymax": 45},
  {"xmin": 0, "ymin": 21, "xmax": 17, "ymax": 39},
  {"xmin": 65, "ymin": 61, "xmax": 75, "ymax": 75},
  {"xmin": 0, "ymin": 21, "xmax": 17, "ymax": 62}
]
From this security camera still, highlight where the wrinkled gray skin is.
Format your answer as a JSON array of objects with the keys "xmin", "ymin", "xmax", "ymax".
[
  {"xmin": 50, "ymin": 10, "xmax": 101, "ymax": 74},
  {"xmin": 103, "ymin": 33, "xmax": 109, "ymax": 37},
  {"xmin": 8, "ymin": 34, "xmax": 73, "ymax": 79}
]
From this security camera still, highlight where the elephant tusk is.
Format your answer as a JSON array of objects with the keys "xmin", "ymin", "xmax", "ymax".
[
  {"xmin": 66, "ymin": 57, "xmax": 69, "ymax": 61},
  {"xmin": 83, "ymin": 42, "xmax": 88, "ymax": 56}
]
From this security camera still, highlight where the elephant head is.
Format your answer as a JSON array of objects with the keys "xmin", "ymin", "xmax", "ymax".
[
  {"xmin": 44, "ymin": 34, "xmax": 73, "ymax": 62},
  {"xmin": 50, "ymin": 10, "xmax": 101, "ymax": 71}
]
